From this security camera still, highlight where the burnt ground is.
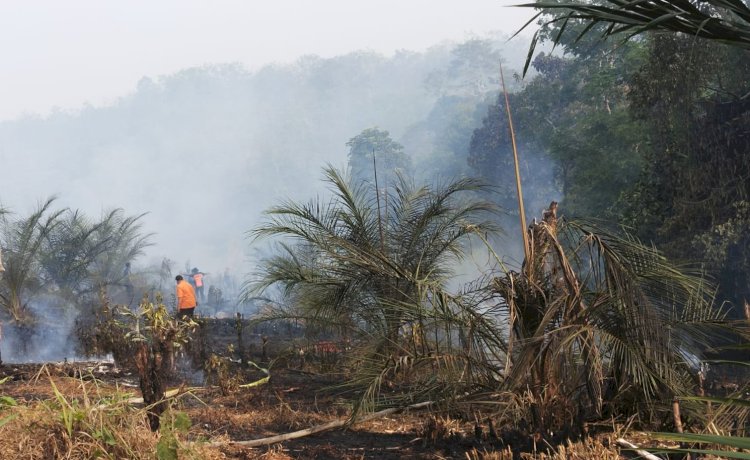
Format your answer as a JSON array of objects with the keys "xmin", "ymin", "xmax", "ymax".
[
  {"xmin": 0, "ymin": 360, "xmax": 531, "ymax": 459},
  {"xmin": 4, "ymin": 317, "xmax": 739, "ymax": 459}
]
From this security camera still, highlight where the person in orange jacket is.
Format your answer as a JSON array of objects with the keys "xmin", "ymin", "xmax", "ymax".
[{"xmin": 175, "ymin": 275, "xmax": 197, "ymax": 319}]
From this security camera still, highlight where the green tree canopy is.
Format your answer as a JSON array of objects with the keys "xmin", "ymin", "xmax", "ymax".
[
  {"xmin": 468, "ymin": 41, "xmax": 645, "ymax": 218},
  {"xmin": 346, "ymin": 128, "xmax": 411, "ymax": 184}
]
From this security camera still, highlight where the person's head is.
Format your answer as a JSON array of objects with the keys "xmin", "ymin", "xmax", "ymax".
[{"xmin": 175, "ymin": 275, "xmax": 183, "ymax": 282}]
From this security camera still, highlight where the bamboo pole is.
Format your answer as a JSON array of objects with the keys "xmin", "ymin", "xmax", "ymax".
[
  {"xmin": 500, "ymin": 63, "xmax": 530, "ymax": 263},
  {"xmin": 373, "ymin": 149, "xmax": 385, "ymax": 252},
  {"xmin": 672, "ymin": 398, "xmax": 694, "ymax": 460},
  {"xmin": 672, "ymin": 398, "xmax": 684, "ymax": 434}
]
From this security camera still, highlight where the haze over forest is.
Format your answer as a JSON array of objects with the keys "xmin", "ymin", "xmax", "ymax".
[{"xmin": 0, "ymin": 33, "xmax": 538, "ymax": 279}]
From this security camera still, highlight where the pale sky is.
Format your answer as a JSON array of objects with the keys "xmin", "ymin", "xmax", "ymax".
[{"xmin": 0, "ymin": 0, "xmax": 535, "ymax": 122}]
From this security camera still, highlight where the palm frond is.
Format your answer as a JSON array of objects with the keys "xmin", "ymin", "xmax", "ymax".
[{"xmin": 517, "ymin": 0, "xmax": 750, "ymax": 75}]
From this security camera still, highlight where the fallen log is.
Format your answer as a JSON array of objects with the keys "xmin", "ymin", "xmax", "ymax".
[
  {"xmin": 616, "ymin": 437, "xmax": 663, "ymax": 460},
  {"xmin": 209, "ymin": 400, "xmax": 433, "ymax": 448}
]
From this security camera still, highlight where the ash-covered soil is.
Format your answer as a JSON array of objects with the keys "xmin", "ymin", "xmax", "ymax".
[{"xmin": 0, "ymin": 360, "xmax": 527, "ymax": 459}]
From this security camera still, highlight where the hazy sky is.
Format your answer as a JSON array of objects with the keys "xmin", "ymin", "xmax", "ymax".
[{"xmin": 0, "ymin": 0, "xmax": 535, "ymax": 122}]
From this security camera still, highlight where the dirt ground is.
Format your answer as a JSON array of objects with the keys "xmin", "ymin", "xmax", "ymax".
[
  {"xmin": 4, "ymin": 315, "xmax": 740, "ymax": 459},
  {"xmin": 0, "ymin": 359, "xmax": 630, "ymax": 459}
]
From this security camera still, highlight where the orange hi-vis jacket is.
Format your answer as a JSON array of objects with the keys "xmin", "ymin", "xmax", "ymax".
[
  {"xmin": 176, "ymin": 280, "xmax": 197, "ymax": 309},
  {"xmin": 193, "ymin": 273, "xmax": 204, "ymax": 287}
]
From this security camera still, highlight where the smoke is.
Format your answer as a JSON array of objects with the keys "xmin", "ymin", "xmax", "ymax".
[
  {"xmin": 0, "ymin": 34, "xmax": 540, "ymax": 361},
  {"xmin": 0, "ymin": 35, "xmax": 531, "ymax": 271},
  {"xmin": 1, "ymin": 294, "xmax": 80, "ymax": 363}
]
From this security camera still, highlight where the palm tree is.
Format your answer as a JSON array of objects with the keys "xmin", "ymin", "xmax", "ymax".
[
  {"xmin": 86, "ymin": 209, "xmax": 153, "ymax": 295},
  {"xmin": 249, "ymin": 165, "xmax": 501, "ymax": 412},
  {"xmin": 0, "ymin": 198, "xmax": 64, "ymax": 325},
  {"xmin": 490, "ymin": 202, "xmax": 727, "ymax": 434},
  {"xmin": 40, "ymin": 210, "xmax": 110, "ymax": 300},
  {"xmin": 35, "ymin": 208, "xmax": 153, "ymax": 313},
  {"xmin": 514, "ymin": 0, "xmax": 750, "ymax": 440}
]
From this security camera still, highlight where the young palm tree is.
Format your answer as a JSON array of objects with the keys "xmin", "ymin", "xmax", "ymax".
[
  {"xmin": 0, "ymin": 198, "xmax": 64, "ymax": 324},
  {"xmin": 249, "ymin": 165, "xmax": 501, "ymax": 412},
  {"xmin": 86, "ymin": 209, "xmax": 153, "ymax": 294},
  {"xmin": 40, "ymin": 210, "xmax": 110, "ymax": 299}
]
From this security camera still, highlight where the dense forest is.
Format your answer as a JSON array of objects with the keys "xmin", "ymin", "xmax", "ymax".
[{"xmin": 473, "ymin": 30, "xmax": 750, "ymax": 312}]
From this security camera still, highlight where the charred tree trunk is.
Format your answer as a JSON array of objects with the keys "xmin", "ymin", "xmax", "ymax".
[
  {"xmin": 261, "ymin": 335, "xmax": 268, "ymax": 362},
  {"xmin": 235, "ymin": 312, "xmax": 245, "ymax": 365},
  {"xmin": 134, "ymin": 340, "xmax": 173, "ymax": 431}
]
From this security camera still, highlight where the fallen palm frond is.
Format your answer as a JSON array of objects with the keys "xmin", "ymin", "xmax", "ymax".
[
  {"xmin": 643, "ymin": 432, "xmax": 750, "ymax": 459},
  {"xmin": 678, "ymin": 392, "xmax": 750, "ymax": 435}
]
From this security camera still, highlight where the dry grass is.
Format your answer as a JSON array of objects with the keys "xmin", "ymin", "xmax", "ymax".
[
  {"xmin": 0, "ymin": 399, "xmax": 149, "ymax": 458},
  {"xmin": 0, "ymin": 374, "xmax": 221, "ymax": 460},
  {"xmin": 465, "ymin": 437, "xmax": 621, "ymax": 459},
  {"xmin": 0, "ymin": 364, "xmax": 685, "ymax": 459}
]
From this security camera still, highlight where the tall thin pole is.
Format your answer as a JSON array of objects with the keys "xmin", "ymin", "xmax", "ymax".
[
  {"xmin": 500, "ymin": 63, "xmax": 530, "ymax": 263},
  {"xmin": 373, "ymin": 150, "xmax": 385, "ymax": 252}
]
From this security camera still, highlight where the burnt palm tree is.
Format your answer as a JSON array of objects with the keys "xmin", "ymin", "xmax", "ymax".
[
  {"xmin": 514, "ymin": 0, "xmax": 750, "ymax": 440},
  {"xmin": 489, "ymin": 202, "xmax": 728, "ymax": 433}
]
